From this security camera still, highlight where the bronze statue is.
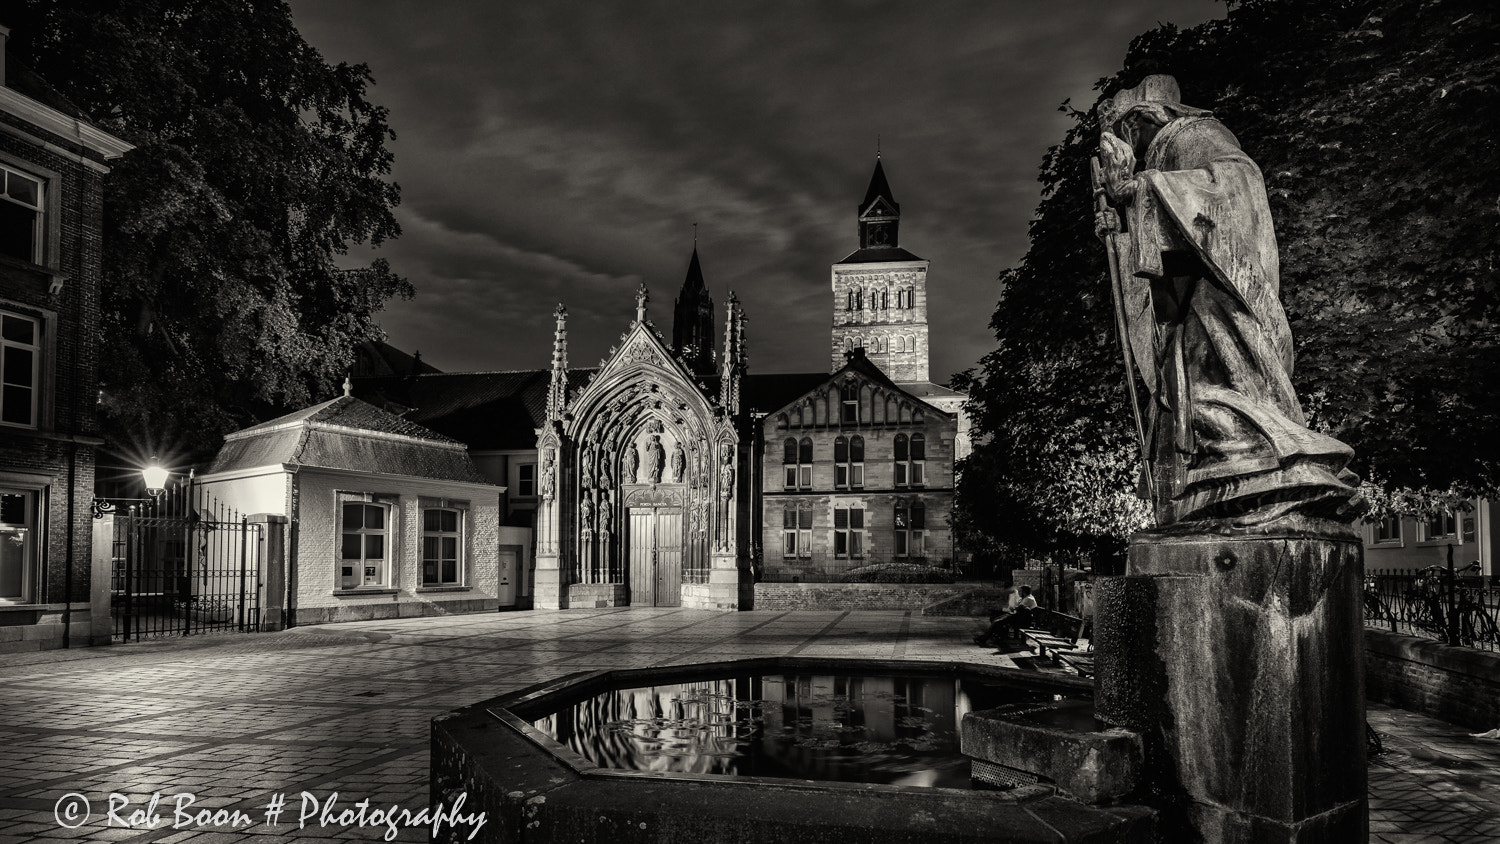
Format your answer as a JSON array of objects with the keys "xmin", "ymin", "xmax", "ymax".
[{"xmin": 1094, "ymin": 75, "xmax": 1359, "ymax": 528}]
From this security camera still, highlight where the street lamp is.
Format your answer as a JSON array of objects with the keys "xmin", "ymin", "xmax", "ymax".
[{"xmin": 142, "ymin": 461, "xmax": 169, "ymax": 497}]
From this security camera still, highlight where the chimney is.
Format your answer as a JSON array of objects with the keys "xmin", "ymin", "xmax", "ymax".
[{"xmin": 0, "ymin": 25, "xmax": 10, "ymax": 87}]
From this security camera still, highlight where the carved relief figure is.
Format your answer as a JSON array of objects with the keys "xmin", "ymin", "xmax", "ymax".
[
  {"xmin": 642, "ymin": 433, "xmax": 665, "ymax": 484},
  {"xmin": 1094, "ymin": 74, "xmax": 1358, "ymax": 527},
  {"xmin": 599, "ymin": 491, "xmax": 611, "ymax": 537},
  {"xmin": 581, "ymin": 444, "xmax": 596, "ymax": 489},
  {"xmin": 670, "ymin": 440, "xmax": 686, "ymax": 483},
  {"xmin": 696, "ymin": 438, "xmax": 710, "ymax": 488},
  {"xmin": 540, "ymin": 449, "xmax": 556, "ymax": 501},
  {"xmin": 622, "ymin": 441, "xmax": 639, "ymax": 484},
  {"xmin": 719, "ymin": 444, "xmax": 734, "ymax": 500},
  {"xmin": 580, "ymin": 494, "xmax": 594, "ymax": 532},
  {"xmin": 600, "ymin": 444, "xmax": 613, "ymax": 488}
]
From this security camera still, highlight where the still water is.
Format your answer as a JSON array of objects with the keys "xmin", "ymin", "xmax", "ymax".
[{"xmin": 531, "ymin": 672, "xmax": 1069, "ymax": 789}]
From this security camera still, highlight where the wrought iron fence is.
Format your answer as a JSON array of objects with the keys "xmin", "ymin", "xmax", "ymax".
[
  {"xmin": 99, "ymin": 479, "xmax": 265, "ymax": 642},
  {"xmin": 1364, "ymin": 567, "xmax": 1500, "ymax": 652}
]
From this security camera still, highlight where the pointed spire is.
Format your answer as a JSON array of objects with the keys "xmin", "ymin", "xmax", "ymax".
[
  {"xmin": 546, "ymin": 304, "xmax": 568, "ymax": 421},
  {"xmin": 635, "ymin": 280, "xmax": 650, "ymax": 323},
  {"xmin": 673, "ymin": 239, "xmax": 715, "ymax": 376},
  {"xmin": 861, "ymin": 155, "xmax": 897, "ymax": 211}
]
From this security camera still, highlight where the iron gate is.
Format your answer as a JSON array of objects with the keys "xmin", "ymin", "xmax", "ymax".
[{"xmin": 105, "ymin": 483, "xmax": 265, "ymax": 642}]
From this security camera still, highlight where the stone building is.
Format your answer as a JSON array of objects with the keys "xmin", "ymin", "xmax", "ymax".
[
  {"xmin": 353, "ymin": 156, "xmax": 967, "ymax": 610},
  {"xmin": 197, "ymin": 389, "xmax": 515, "ymax": 624},
  {"xmin": 0, "ymin": 27, "xmax": 132, "ymax": 652}
]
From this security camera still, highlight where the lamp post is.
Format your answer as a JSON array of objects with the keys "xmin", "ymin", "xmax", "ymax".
[{"xmin": 142, "ymin": 461, "xmax": 169, "ymax": 498}]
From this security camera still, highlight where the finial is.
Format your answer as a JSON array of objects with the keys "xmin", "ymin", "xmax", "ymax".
[
  {"xmin": 877, "ymin": 134, "xmax": 881, "ymax": 159},
  {"xmin": 635, "ymin": 280, "xmax": 650, "ymax": 323},
  {"xmin": 693, "ymin": 222, "xmax": 698, "ymax": 246},
  {"xmin": 342, "ymin": 374, "xmax": 352, "ymax": 397}
]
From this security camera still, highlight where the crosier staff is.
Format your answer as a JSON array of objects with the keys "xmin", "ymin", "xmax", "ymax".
[{"xmin": 1091, "ymin": 154, "xmax": 1154, "ymax": 502}]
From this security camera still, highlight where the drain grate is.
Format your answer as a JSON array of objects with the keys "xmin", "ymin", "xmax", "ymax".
[{"xmin": 971, "ymin": 758, "xmax": 1042, "ymax": 789}]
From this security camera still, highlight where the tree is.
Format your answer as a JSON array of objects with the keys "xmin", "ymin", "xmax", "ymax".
[
  {"xmin": 957, "ymin": 0, "xmax": 1500, "ymax": 565},
  {"xmin": 6, "ymin": 0, "xmax": 411, "ymax": 461}
]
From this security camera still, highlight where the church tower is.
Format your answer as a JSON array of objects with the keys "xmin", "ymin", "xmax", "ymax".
[
  {"xmin": 830, "ymin": 156, "xmax": 930, "ymax": 383},
  {"xmin": 672, "ymin": 244, "xmax": 716, "ymax": 376}
]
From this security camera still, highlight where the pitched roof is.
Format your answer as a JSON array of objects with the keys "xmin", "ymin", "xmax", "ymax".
[
  {"xmin": 836, "ymin": 246, "xmax": 925, "ymax": 265},
  {"xmin": 353, "ymin": 369, "xmax": 595, "ymax": 451},
  {"xmin": 350, "ymin": 340, "xmax": 443, "ymax": 378},
  {"xmin": 861, "ymin": 157, "xmax": 898, "ymax": 213},
  {"xmin": 207, "ymin": 396, "xmax": 491, "ymax": 485}
]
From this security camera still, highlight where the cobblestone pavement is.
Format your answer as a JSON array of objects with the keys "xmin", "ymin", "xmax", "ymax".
[{"xmin": 0, "ymin": 608, "xmax": 1494, "ymax": 842}]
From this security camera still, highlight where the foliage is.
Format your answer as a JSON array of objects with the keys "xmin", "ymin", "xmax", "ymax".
[
  {"xmin": 7, "ymin": 0, "xmax": 411, "ymax": 459},
  {"xmin": 957, "ymin": 0, "xmax": 1500, "ymax": 564},
  {"xmin": 838, "ymin": 563, "xmax": 958, "ymax": 584}
]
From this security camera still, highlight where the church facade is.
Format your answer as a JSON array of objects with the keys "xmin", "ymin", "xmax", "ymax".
[{"xmin": 354, "ymin": 157, "xmax": 966, "ymax": 610}]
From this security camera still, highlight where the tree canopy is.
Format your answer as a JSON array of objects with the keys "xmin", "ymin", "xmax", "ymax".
[
  {"xmin": 957, "ymin": 0, "xmax": 1500, "ymax": 567},
  {"xmin": 6, "ymin": 0, "xmax": 411, "ymax": 462}
]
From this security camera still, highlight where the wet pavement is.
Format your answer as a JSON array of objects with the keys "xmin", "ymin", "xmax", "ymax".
[{"xmin": 0, "ymin": 607, "xmax": 1495, "ymax": 842}]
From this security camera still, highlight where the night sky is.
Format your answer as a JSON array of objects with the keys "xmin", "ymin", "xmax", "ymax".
[{"xmin": 288, "ymin": 0, "xmax": 1224, "ymax": 382}]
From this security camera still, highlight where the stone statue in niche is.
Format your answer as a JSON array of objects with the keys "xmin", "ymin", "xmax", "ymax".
[
  {"xmin": 696, "ymin": 438, "xmax": 711, "ymax": 488},
  {"xmin": 599, "ymin": 444, "xmax": 613, "ymax": 488},
  {"xmin": 580, "ymin": 444, "xmax": 596, "ymax": 489},
  {"xmin": 622, "ymin": 441, "xmax": 639, "ymax": 484},
  {"xmin": 670, "ymin": 440, "xmax": 686, "ymax": 483},
  {"xmin": 540, "ymin": 449, "xmax": 556, "ymax": 501},
  {"xmin": 599, "ymin": 491, "xmax": 611, "ymax": 537},
  {"xmin": 719, "ymin": 444, "xmax": 734, "ymax": 500},
  {"xmin": 1094, "ymin": 74, "xmax": 1360, "ymax": 529},
  {"xmin": 580, "ymin": 494, "xmax": 594, "ymax": 533},
  {"xmin": 642, "ymin": 433, "xmax": 665, "ymax": 484}
]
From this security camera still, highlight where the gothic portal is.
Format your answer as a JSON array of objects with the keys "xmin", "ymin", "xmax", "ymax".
[{"xmin": 533, "ymin": 284, "xmax": 750, "ymax": 609}]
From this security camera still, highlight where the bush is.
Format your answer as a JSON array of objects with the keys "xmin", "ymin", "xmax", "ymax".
[{"xmin": 838, "ymin": 563, "xmax": 958, "ymax": 584}]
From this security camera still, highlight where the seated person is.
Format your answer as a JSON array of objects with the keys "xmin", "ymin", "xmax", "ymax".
[{"xmin": 975, "ymin": 586, "xmax": 1038, "ymax": 646}]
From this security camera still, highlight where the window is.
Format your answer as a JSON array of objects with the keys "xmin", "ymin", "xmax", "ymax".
[
  {"xmin": 841, "ymin": 381, "xmax": 859, "ymax": 424},
  {"xmin": 881, "ymin": 290, "xmax": 888, "ymax": 310},
  {"xmin": 895, "ymin": 503, "xmax": 925, "ymax": 558},
  {"xmin": 783, "ymin": 437, "xmax": 813, "ymax": 490},
  {"xmin": 422, "ymin": 508, "xmax": 463, "ymax": 586},
  {"xmin": 895, "ymin": 433, "xmax": 925, "ymax": 487},
  {"xmin": 1423, "ymin": 510, "xmax": 1459, "ymax": 542},
  {"xmin": 834, "ymin": 435, "xmax": 864, "ymax": 489},
  {"xmin": 0, "ymin": 488, "xmax": 37, "ymax": 603},
  {"xmin": 782, "ymin": 508, "xmax": 812, "ymax": 558},
  {"xmin": 1, "ymin": 311, "xmax": 40, "ymax": 428},
  {"xmin": 1373, "ymin": 516, "xmax": 1401, "ymax": 544},
  {"xmin": 340, "ymin": 502, "xmax": 390, "ymax": 588},
  {"xmin": 834, "ymin": 506, "xmax": 864, "ymax": 559},
  {"xmin": 518, "ymin": 463, "xmax": 536, "ymax": 497},
  {"xmin": 0, "ymin": 164, "xmax": 43, "ymax": 265}
]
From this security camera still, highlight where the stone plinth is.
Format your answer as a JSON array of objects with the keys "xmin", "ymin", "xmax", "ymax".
[
  {"xmin": 961, "ymin": 701, "xmax": 1143, "ymax": 804},
  {"xmin": 1093, "ymin": 524, "xmax": 1366, "ymax": 842},
  {"xmin": 568, "ymin": 583, "xmax": 628, "ymax": 608}
]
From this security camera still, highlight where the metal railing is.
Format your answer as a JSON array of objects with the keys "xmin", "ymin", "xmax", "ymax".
[{"xmin": 1364, "ymin": 567, "xmax": 1500, "ymax": 652}]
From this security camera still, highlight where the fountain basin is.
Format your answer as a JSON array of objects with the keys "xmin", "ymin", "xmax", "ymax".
[{"xmin": 431, "ymin": 657, "xmax": 1155, "ymax": 843}]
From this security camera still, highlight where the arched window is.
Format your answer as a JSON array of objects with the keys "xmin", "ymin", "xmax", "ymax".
[
  {"xmin": 834, "ymin": 436, "xmax": 848, "ymax": 489},
  {"xmin": 881, "ymin": 290, "xmax": 888, "ymax": 310},
  {"xmin": 850, "ymin": 435, "xmax": 865, "ymax": 488},
  {"xmin": 846, "ymin": 290, "xmax": 854, "ymax": 311},
  {"xmin": 854, "ymin": 288, "xmax": 863, "ymax": 310},
  {"xmin": 783, "ymin": 436, "xmax": 813, "ymax": 490},
  {"xmin": 840, "ymin": 380, "xmax": 859, "ymax": 424},
  {"xmin": 894, "ymin": 433, "xmax": 925, "ymax": 488},
  {"xmin": 895, "ymin": 502, "xmax": 925, "ymax": 558},
  {"xmin": 894, "ymin": 336, "xmax": 905, "ymax": 353}
]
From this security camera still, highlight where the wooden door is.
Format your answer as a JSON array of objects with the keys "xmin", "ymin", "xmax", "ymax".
[{"xmin": 628, "ymin": 507, "xmax": 682, "ymax": 607}]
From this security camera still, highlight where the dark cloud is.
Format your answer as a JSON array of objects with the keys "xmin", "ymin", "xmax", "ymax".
[{"xmin": 290, "ymin": 0, "xmax": 1223, "ymax": 378}]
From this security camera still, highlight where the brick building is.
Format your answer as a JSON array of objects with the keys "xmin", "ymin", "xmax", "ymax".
[
  {"xmin": 0, "ymin": 27, "xmax": 132, "ymax": 652},
  {"xmin": 354, "ymin": 156, "xmax": 968, "ymax": 609}
]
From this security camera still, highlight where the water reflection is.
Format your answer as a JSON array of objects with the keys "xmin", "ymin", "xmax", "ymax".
[{"xmin": 532, "ymin": 673, "xmax": 1060, "ymax": 789}]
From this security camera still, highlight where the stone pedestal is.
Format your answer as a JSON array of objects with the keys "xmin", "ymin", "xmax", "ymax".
[{"xmin": 1093, "ymin": 523, "xmax": 1366, "ymax": 842}]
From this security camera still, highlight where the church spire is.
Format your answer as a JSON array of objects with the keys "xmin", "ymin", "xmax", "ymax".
[
  {"xmin": 546, "ymin": 304, "xmax": 568, "ymax": 421},
  {"xmin": 672, "ymin": 241, "xmax": 716, "ymax": 376},
  {"xmin": 858, "ymin": 156, "xmax": 901, "ymax": 249}
]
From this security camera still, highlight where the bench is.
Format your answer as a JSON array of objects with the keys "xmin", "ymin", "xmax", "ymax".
[{"xmin": 1019, "ymin": 609, "xmax": 1093, "ymax": 675}]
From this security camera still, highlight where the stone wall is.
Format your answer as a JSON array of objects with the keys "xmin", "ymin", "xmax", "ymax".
[
  {"xmin": 752, "ymin": 582, "xmax": 970, "ymax": 612},
  {"xmin": 1365, "ymin": 629, "xmax": 1500, "ymax": 731}
]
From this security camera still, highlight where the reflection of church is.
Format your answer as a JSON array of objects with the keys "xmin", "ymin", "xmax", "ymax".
[{"xmin": 354, "ymin": 157, "xmax": 966, "ymax": 610}]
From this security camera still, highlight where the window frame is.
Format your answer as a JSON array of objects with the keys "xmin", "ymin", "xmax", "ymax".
[
  {"xmin": 834, "ymin": 505, "xmax": 865, "ymax": 560},
  {"xmin": 782, "ymin": 508, "xmax": 813, "ymax": 559},
  {"xmin": 0, "ymin": 309, "xmax": 41, "ymax": 429},
  {"xmin": 0, "ymin": 481, "xmax": 43, "ymax": 605},
  {"xmin": 0, "ymin": 155, "xmax": 60, "ymax": 274},
  {"xmin": 517, "ymin": 462, "xmax": 536, "ymax": 497},
  {"xmin": 420, "ymin": 506, "xmax": 464, "ymax": 587},
  {"xmin": 336, "ymin": 492, "xmax": 399, "ymax": 591},
  {"xmin": 1419, "ymin": 509, "xmax": 1460, "ymax": 545},
  {"xmin": 894, "ymin": 503, "xmax": 926, "ymax": 559},
  {"xmin": 783, "ymin": 437, "xmax": 814, "ymax": 490},
  {"xmin": 1371, "ymin": 516, "xmax": 1403, "ymax": 546}
]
